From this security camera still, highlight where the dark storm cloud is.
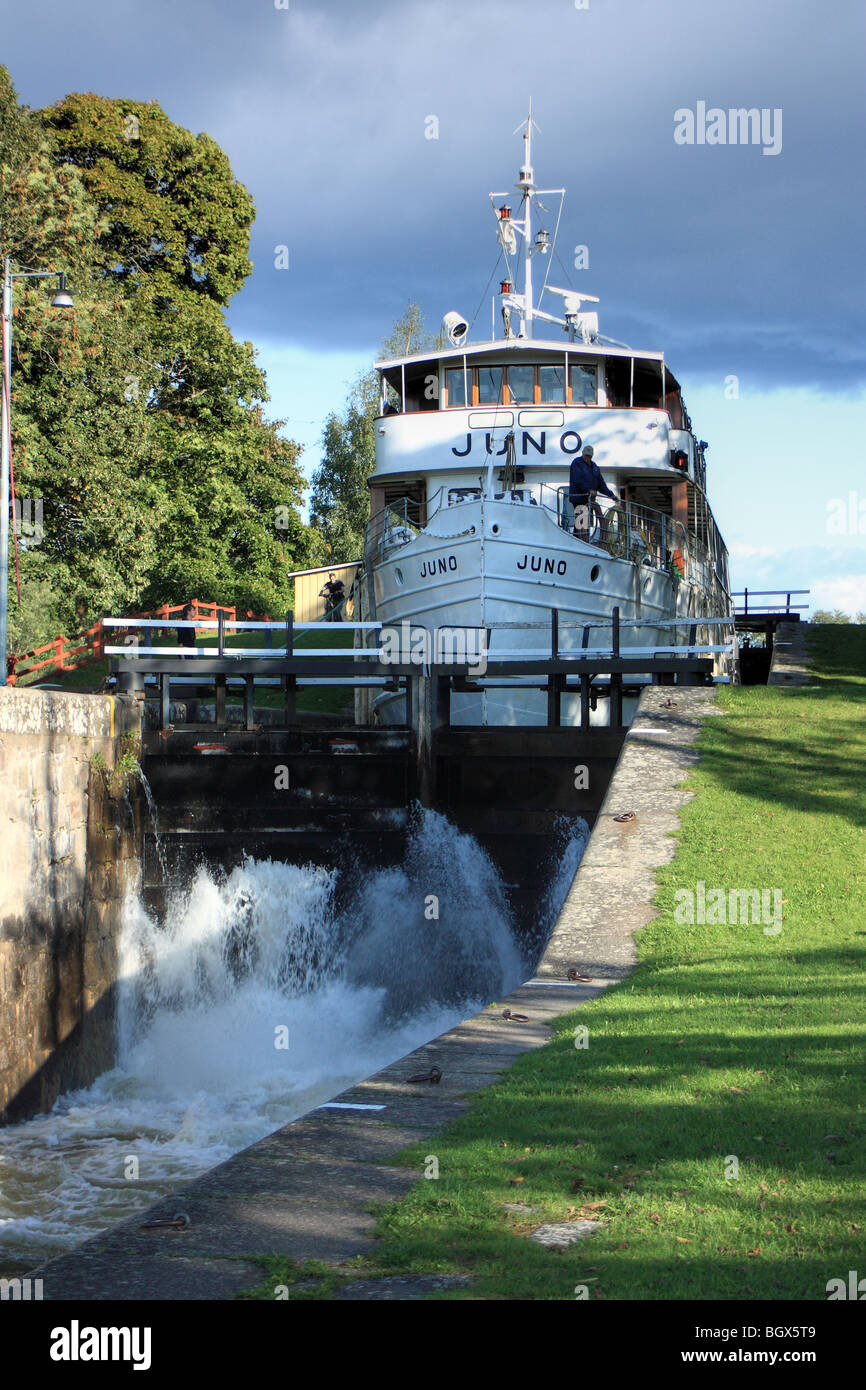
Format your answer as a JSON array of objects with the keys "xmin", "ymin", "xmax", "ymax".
[{"xmin": 2, "ymin": 0, "xmax": 863, "ymax": 387}]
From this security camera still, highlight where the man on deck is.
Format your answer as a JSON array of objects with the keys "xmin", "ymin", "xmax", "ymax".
[{"xmin": 569, "ymin": 445, "xmax": 618, "ymax": 538}]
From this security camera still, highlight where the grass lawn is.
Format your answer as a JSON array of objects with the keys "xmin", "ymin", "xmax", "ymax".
[{"xmin": 243, "ymin": 625, "xmax": 866, "ymax": 1300}]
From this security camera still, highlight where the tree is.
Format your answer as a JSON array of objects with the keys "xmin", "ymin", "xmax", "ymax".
[
  {"xmin": 309, "ymin": 303, "xmax": 443, "ymax": 560},
  {"xmin": 309, "ymin": 372, "xmax": 378, "ymax": 563},
  {"xmin": 1, "ymin": 68, "xmax": 161, "ymax": 643},
  {"xmin": 1, "ymin": 73, "xmax": 320, "ymax": 656},
  {"xmin": 37, "ymin": 90, "xmax": 317, "ymax": 616},
  {"xmin": 811, "ymin": 610, "xmax": 852, "ymax": 624},
  {"xmin": 40, "ymin": 91, "xmax": 254, "ymax": 306}
]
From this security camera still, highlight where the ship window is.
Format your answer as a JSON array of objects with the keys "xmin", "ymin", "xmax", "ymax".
[
  {"xmin": 506, "ymin": 365, "xmax": 534, "ymax": 403},
  {"xmin": 445, "ymin": 368, "xmax": 467, "ymax": 407},
  {"xmin": 478, "ymin": 366, "xmax": 504, "ymax": 404},
  {"xmin": 538, "ymin": 365, "xmax": 565, "ymax": 402},
  {"xmin": 570, "ymin": 364, "xmax": 598, "ymax": 404}
]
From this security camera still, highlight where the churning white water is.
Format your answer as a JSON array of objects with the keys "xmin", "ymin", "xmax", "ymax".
[{"xmin": 0, "ymin": 809, "xmax": 587, "ymax": 1278}]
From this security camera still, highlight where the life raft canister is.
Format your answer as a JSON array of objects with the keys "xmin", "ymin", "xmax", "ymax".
[{"xmin": 632, "ymin": 525, "xmax": 652, "ymax": 560}]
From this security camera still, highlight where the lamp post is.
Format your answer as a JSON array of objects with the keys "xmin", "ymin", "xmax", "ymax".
[{"xmin": 1, "ymin": 259, "xmax": 74, "ymax": 684}]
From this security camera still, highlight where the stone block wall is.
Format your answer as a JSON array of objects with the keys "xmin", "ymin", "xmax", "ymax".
[{"xmin": 0, "ymin": 688, "xmax": 141, "ymax": 1123}]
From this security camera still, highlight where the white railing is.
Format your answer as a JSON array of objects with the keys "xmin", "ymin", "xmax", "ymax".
[
  {"xmin": 104, "ymin": 614, "xmax": 734, "ymax": 666},
  {"xmin": 364, "ymin": 484, "xmax": 729, "ymax": 595},
  {"xmin": 102, "ymin": 617, "xmax": 383, "ymax": 659}
]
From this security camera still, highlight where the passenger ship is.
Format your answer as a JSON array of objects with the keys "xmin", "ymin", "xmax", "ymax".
[{"xmin": 360, "ymin": 112, "xmax": 733, "ymax": 725}]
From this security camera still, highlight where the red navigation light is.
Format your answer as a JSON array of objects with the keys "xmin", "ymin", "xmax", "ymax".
[
  {"xmin": 500, "ymin": 280, "xmax": 512, "ymax": 294},
  {"xmin": 499, "ymin": 205, "xmax": 511, "ymax": 220}
]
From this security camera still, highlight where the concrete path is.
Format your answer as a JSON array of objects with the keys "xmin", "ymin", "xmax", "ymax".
[
  {"xmin": 29, "ymin": 689, "xmax": 722, "ymax": 1300},
  {"xmin": 541, "ymin": 687, "xmax": 724, "ymax": 979}
]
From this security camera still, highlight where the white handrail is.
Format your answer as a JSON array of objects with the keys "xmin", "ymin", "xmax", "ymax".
[
  {"xmin": 108, "ymin": 643, "xmax": 731, "ymax": 661},
  {"xmin": 104, "ymin": 645, "xmax": 384, "ymax": 658},
  {"xmin": 101, "ymin": 617, "xmax": 383, "ymax": 630},
  {"xmin": 489, "ymin": 645, "xmax": 733, "ymax": 659},
  {"xmin": 482, "ymin": 616, "xmax": 735, "ymax": 630}
]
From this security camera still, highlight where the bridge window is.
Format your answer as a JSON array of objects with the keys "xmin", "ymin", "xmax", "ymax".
[
  {"xmin": 445, "ymin": 367, "xmax": 467, "ymax": 406},
  {"xmin": 538, "ymin": 365, "xmax": 565, "ymax": 402},
  {"xmin": 441, "ymin": 361, "xmax": 602, "ymax": 409},
  {"xmin": 478, "ymin": 366, "xmax": 504, "ymax": 404},
  {"xmin": 506, "ymin": 365, "xmax": 534, "ymax": 403},
  {"xmin": 570, "ymin": 363, "xmax": 597, "ymax": 404}
]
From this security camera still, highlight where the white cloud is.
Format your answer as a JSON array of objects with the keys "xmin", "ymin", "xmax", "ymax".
[
  {"xmin": 728, "ymin": 542, "xmax": 776, "ymax": 561},
  {"xmin": 808, "ymin": 575, "xmax": 866, "ymax": 615}
]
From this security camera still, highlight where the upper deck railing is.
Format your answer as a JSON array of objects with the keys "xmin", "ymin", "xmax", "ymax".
[{"xmin": 365, "ymin": 485, "xmax": 727, "ymax": 596}]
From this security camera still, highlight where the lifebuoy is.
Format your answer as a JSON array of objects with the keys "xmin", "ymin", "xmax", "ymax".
[{"xmin": 602, "ymin": 504, "xmax": 628, "ymax": 558}]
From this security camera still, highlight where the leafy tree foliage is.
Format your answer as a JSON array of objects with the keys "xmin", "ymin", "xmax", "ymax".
[
  {"xmin": 1, "ymin": 71, "xmax": 316, "ymax": 655},
  {"xmin": 811, "ymin": 610, "xmax": 853, "ymax": 624},
  {"xmin": 40, "ymin": 91, "xmax": 255, "ymax": 305}
]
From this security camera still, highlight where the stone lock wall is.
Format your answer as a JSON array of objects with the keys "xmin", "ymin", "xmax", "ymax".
[{"xmin": 0, "ymin": 688, "xmax": 142, "ymax": 1123}]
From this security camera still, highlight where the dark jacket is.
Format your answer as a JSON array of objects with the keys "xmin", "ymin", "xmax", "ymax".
[{"xmin": 569, "ymin": 456, "xmax": 618, "ymax": 501}]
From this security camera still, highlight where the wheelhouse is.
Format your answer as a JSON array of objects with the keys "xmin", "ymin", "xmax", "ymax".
[{"xmin": 376, "ymin": 341, "xmax": 684, "ymax": 422}]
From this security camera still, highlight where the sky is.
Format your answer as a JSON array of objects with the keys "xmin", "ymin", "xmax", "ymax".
[{"xmin": 2, "ymin": 0, "xmax": 864, "ymax": 613}]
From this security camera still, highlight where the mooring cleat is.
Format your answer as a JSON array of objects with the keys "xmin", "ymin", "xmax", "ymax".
[
  {"xmin": 139, "ymin": 1212, "xmax": 190, "ymax": 1232},
  {"xmin": 406, "ymin": 1065, "xmax": 442, "ymax": 1084}
]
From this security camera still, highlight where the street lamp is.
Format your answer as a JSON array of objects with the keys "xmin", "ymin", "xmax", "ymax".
[
  {"xmin": 51, "ymin": 273, "xmax": 74, "ymax": 309},
  {"xmin": 1, "ymin": 259, "xmax": 74, "ymax": 685}
]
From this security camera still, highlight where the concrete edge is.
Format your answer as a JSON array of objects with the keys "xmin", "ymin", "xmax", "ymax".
[
  {"xmin": 538, "ymin": 684, "xmax": 724, "ymax": 978},
  {"xmin": 767, "ymin": 621, "xmax": 813, "ymax": 686}
]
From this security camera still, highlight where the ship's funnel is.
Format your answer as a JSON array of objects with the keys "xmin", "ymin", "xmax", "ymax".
[{"xmin": 442, "ymin": 311, "xmax": 468, "ymax": 346}]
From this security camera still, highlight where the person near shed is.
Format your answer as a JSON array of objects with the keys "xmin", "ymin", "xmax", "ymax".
[
  {"xmin": 175, "ymin": 603, "xmax": 199, "ymax": 720},
  {"xmin": 319, "ymin": 572, "xmax": 345, "ymax": 621},
  {"xmin": 177, "ymin": 603, "xmax": 198, "ymax": 656}
]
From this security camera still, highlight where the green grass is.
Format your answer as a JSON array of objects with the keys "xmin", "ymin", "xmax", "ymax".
[
  {"xmin": 26, "ymin": 658, "xmax": 110, "ymax": 690},
  {"xmin": 241, "ymin": 625, "xmax": 866, "ymax": 1301},
  {"xmin": 238, "ymin": 1257, "xmax": 368, "ymax": 1301}
]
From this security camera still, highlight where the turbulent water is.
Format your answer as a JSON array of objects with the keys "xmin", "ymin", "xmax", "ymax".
[{"xmin": 0, "ymin": 809, "xmax": 587, "ymax": 1279}]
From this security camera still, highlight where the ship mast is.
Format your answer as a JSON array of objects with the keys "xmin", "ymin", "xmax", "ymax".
[
  {"xmin": 516, "ymin": 104, "xmax": 537, "ymax": 335},
  {"xmin": 491, "ymin": 108, "xmax": 595, "ymax": 342}
]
